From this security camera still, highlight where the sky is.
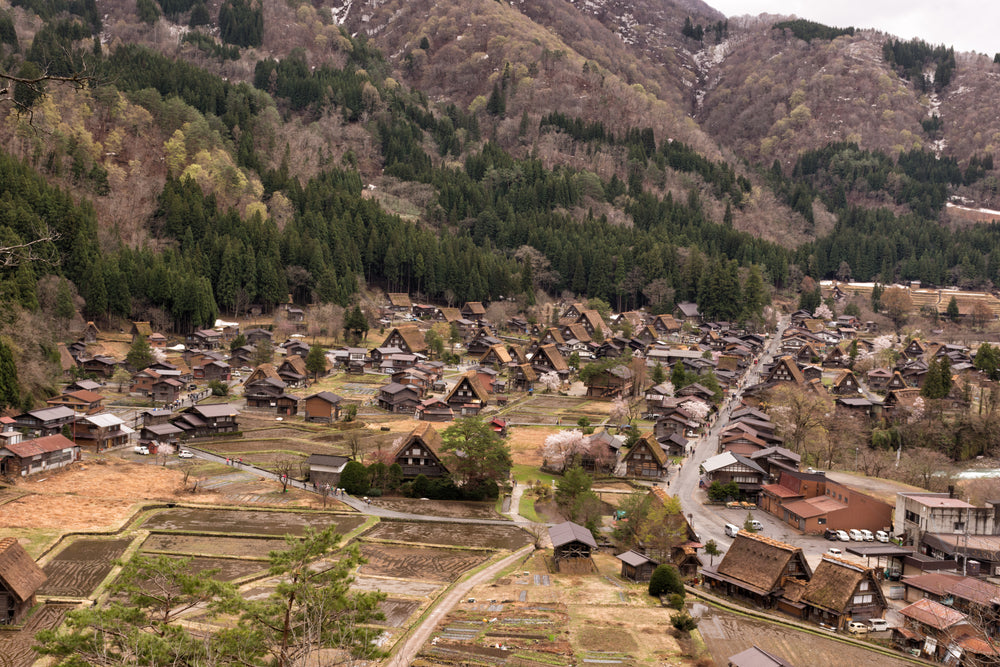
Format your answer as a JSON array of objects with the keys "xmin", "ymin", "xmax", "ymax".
[{"xmin": 706, "ymin": 1, "xmax": 999, "ymax": 56}]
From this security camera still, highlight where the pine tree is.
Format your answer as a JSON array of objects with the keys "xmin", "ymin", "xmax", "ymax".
[
  {"xmin": 946, "ymin": 296, "xmax": 960, "ymax": 322},
  {"xmin": 126, "ymin": 334, "xmax": 154, "ymax": 370}
]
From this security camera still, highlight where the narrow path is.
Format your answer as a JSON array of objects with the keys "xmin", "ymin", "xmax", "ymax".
[{"xmin": 386, "ymin": 545, "xmax": 533, "ymax": 667}]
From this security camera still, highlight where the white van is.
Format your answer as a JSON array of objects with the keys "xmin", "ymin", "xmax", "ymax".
[
  {"xmin": 749, "ymin": 519, "xmax": 764, "ymax": 532},
  {"xmin": 724, "ymin": 523, "xmax": 741, "ymax": 537},
  {"xmin": 848, "ymin": 529, "xmax": 864, "ymax": 541},
  {"xmin": 860, "ymin": 529, "xmax": 875, "ymax": 541},
  {"xmin": 868, "ymin": 619, "xmax": 890, "ymax": 632}
]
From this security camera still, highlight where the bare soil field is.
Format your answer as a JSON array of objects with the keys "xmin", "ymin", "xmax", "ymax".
[
  {"xmin": 507, "ymin": 426, "xmax": 559, "ymax": 467},
  {"xmin": 370, "ymin": 498, "xmax": 504, "ymax": 520},
  {"xmin": 140, "ymin": 534, "xmax": 291, "ymax": 558},
  {"xmin": 358, "ymin": 544, "xmax": 489, "ymax": 582},
  {"xmin": 141, "ymin": 507, "xmax": 366, "ymax": 537},
  {"xmin": 351, "ymin": 576, "xmax": 442, "ymax": 597},
  {"xmin": 0, "ymin": 603, "xmax": 75, "ymax": 667},
  {"xmin": 365, "ymin": 521, "xmax": 531, "ymax": 550},
  {"xmin": 170, "ymin": 555, "xmax": 267, "ymax": 582},
  {"xmin": 378, "ymin": 598, "xmax": 423, "ymax": 627},
  {"xmin": 39, "ymin": 537, "xmax": 133, "ymax": 597},
  {"xmin": 692, "ymin": 601, "xmax": 916, "ymax": 667}
]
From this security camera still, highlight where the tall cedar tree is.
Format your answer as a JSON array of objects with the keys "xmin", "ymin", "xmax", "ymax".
[
  {"xmin": 126, "ymin": 333, "xmax": 154, "ymax": 370},
  {"xmin": 305, "ymin": 344, "xmax": 327, "ymax": 379},
  {"xmin": 0, "ymin": 339, "xmax": 19, "ymax": 410},
  {"xmin": 440, "ymin": 416, "xmax": 512, "ymax": 497}
]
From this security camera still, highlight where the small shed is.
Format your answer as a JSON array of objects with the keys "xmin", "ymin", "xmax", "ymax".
[
  {"xmin": 306, "ymin": 454, "xmax": 350, "ymax": 488},
  {"xmin": 0, "ymin": 537, "xmax": 47, "ymax": 625},
  {"xmin": 549, "ymin": 521, "xmax": 597, "ymax": 572},
  {"xmin": 616, "ymin": 550, "xmax": 658, "ymax": 583}
]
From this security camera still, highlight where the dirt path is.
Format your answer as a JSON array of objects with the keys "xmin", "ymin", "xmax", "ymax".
[{"xmin": 385, "ymin": 545, "xmax": 533, "ymax": 667}]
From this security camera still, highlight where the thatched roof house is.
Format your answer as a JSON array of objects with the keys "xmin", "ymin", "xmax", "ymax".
[
  {"xmin": 0, "ymin": 537, "xmax": 47, "ymax": 625},
  {"xmin": 800, "ymin": 555, "xmax": 886, "ymax": 629},
  {"xmin": 702, "ymin": 532, "xmax": 811, "ymax": 610}
]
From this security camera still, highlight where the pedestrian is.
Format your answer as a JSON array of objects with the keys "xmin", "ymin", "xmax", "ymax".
[{"xmin": 226, "ymin": 457, "xmax": 230, "ymax": 465}]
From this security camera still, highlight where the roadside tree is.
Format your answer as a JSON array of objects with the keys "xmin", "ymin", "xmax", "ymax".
[{"xmin": 440, "ymin": 416, "xmax": 512, "ymax": 497}]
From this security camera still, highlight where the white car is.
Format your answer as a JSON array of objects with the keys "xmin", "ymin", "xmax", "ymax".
[
  {"xmin": 848, "ymin": 529, "xmax": 864, "ymax": 541},
  {"xmin": 875, "ymin": 530, "xmax": 890, "ymax": 543},
  {"xmin": 860, "ymin": 529, "xmax": 875, "ymax": 541},
  {"xmin": 134, "ymin": 445, "xmax": 150, "ymax": 455},
  {"xmin": 836, "ymin": 530, "xmax": 850, "ymax": 542},
  {"xmin": 868, "ymin": 619, "xmax": 890, "ymax": 632},
  {"xmin": 178, "ymin": 449, "xmax": 194, "ymax": 459}
]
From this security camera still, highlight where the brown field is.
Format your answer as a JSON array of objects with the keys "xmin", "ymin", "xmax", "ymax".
[
  {"xmin": 141, "ymin": 507, "xmax": 366, "ymax": 537},
  {"xmin": 378, "ymin": 598, "xmax": 423, "ymax": 627},
  {"xmin": 370, "ymin": 498, "xmax": 505, "ymax": 520},
  {"xmin": 351, "ymin": 576, "xmax": 442, "ymax": 597},
  {"xmin": 172, "ymin": 556, "xmax": 267, "ymax": 582},
  {"xmin": 693, "ymin": 602, "xmax": 917, "ymax": 666},
  {"xmin": 140, "ymin": 533, "xmax": 292, "ymax": 558},
  {"xmin": 365, "ymin": 521, "xmax": 531, "ymax": 550},
  {"xmin": 358, "ymin": 544, "xmax": 489, "ymax": 582},
  {"xmin": 39, "ymin": 537, "xmax": 133, "ymax": 597},
  {"xmin": 0, "ymin": 603, "xmax": 75, "ymax": 667}
]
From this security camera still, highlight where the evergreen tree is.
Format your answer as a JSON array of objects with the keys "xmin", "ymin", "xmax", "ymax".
[
  {"xmin": 0, "ymin": 339, "xmax": 19, "ymax": 410},
  {"xmin": 136, "ymin": 0, "xmax": 161, "ymax": 24},
  {"xmin": 946, "ymin": 296, "xmax": 960, "ymax": 322},
  {"xmin": 126, "ymin": 334, "xmax": 154, "ymax": 370},
  {"xmin": 305, "ymin": 344, "xmax": 326, "ymax": 379},
  {"xmin": 651, "ymin": 362, "xmax": 666, "ymax": 385},
  {"xmin": 649, "ymin": 564, "xmax": 684, "ymax": 597}
]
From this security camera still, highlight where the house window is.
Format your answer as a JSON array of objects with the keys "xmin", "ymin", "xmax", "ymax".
[
  {"xmin": 955, "ymin": 521, "xmax": 965, "ymax": 531},
  {"xmin": 859, "ymin": 581, "xmax": 869, "ymax": 591},
  {"xmin": 853, "ymin": 594, "xmax": 873, "ymax": 605}
]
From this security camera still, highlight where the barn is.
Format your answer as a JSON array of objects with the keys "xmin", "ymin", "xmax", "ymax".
[{"xmin": 549, "ymin": 521, "xmax": 597, "ymax": 572}]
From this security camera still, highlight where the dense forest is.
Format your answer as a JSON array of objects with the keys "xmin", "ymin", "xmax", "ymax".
[{"xmin": 2, "ymin": 3, "xmax": 1000, "ymax": 355}]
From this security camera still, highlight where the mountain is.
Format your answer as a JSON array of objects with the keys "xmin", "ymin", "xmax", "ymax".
[{"xmin": 5, "ymin": 0, "xmax": 1000, "ymax": 403}]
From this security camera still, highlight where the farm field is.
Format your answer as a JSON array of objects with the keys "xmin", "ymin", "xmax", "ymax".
[
  {"xmin": 140, "ymin": 533, "xmax": 291, "ymax": 558},
  {"xmin": 365, "ymin": 521, "xmax": 530, "ymax": 550},
  {"xmin": 140, "ymin": 507, "xmax": 366, "ymax": 536},
  {"xmin": 39, "ymin": 537, "xmax": 133, "ymax": 598},
  {"xmin": 358, "ymin": 544, "xmax": 490, "ymax": 582},
  {"xmin": 369, "ymin": 498, "xmax": 506, "ymax": 521},
  {"xmin": 0, "ymin": 603, "xmax": 75, "ymax": 667},
  {"xmin": 692, "ymin": 602, "xmax": 916, "ymax": 667}
]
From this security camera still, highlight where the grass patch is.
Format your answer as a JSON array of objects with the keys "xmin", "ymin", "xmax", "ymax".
[
  {"xmin": 512, "ymin": 464, "xmax": 556, "ymax": 486},
  {"xmin": 518, "ymin": 493, "xmax": 541, "ymax": 523},
  {"xmin": 4, "ymin": 528, "xmax": 63, "ymax": 558}
]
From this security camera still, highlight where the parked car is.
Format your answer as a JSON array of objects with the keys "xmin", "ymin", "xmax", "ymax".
[
  {"xmin": 836, "ymin": 530, "xmax": 851, "ymax": 542},
  {"xmin": 848, "ymin": 529, "xmax": 865, "ymax": 541},
  {"xmin": 868, "ymin": 619, "xmax": 890, "ymax": 632},
  {"xmin": 824, "ymin": 528, "xmax": 839, "ymax": 541},
  {"xmin": 178, "ymin": 449, "xmax": 194, "ymax": 459},
  {"xmin": 860, "ymin": 529, "xmax": 875, "ymax": 541},
  {"xmin": 847, "ymin": 621, "xmax": 868, "ymax": 634},
  {"xmin": 748, "ymin": 519, "xmax": 764, "ymax": 532},
  {"xmin": 724, "ymin": 523, "xmax": 741, "ymax": 538},
  {"xmin": 827, "ymin": 547, "xmax": 842, "ymax": 555},
  {"xmin": 134, "ymin": 445, "xmax": 150, "ymax": 455},
  {"xmin": 875, "ymin": 530, "xmax": 890, "ymax": 543}
]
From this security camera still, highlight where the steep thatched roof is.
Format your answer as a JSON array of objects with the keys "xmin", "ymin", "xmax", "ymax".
[
  {"xmin": 802, "ymin": 556, "xmax": 879, "ymax": 613},
  {"xmin": 0, "ymin": 538, "xmax": 46, "ymax": 602},
  {"xmin": 393, "ymin": 423, "xmax": 445, "ymax": 459},
  {"xmin": 716, "ymin": 532, "xmax": 810, "ymax": 594}
]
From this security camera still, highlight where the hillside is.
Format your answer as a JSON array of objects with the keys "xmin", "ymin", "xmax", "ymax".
[{"xmin": 6, "ymin": 0, "xmax": 1000, "ymax": 402}]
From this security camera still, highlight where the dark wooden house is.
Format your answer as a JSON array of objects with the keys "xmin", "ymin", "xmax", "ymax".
[
  {"xmin": 616, "ymin": 550, "xmax": 658, "ymax": 583},
  {"xmin": 306, "ymin": 454, "xmax": 350, "ymax": 488},
  {"xmin": 303, "ymin": 392, "xmax": 343, "ymax": 423},
  {"xmin": 392, "ymin": 423, "xmax": 448, "ymax": 478}
]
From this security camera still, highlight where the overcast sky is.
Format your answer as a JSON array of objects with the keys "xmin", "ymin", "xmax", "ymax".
[{"xmin": 707, "ymin": 1, "xmax": 998, "ymax": 55}]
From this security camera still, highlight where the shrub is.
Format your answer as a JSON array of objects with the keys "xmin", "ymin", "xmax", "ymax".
[
  {"xmin": 339, "ymin": 460, "xmax": 368, "ymax": 495},
  {"xmin": 671, "ymin": 611, "xmax": 698, "ymax": 632},
  {"xmin": 668, "ymin": 593, "xmax": 685, "ymax": 609},
  {"xmin": 365, "ymin": 488, "xmax": 382, "ymax": 497},
  {"xmin": 649, "ymin": 564, "xmax": 685, "ymax": 597}
]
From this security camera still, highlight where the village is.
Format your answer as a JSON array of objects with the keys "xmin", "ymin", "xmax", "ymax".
[{"xmin": 5, "ymin": 282, "xmax": 1000, "ymax": 666}]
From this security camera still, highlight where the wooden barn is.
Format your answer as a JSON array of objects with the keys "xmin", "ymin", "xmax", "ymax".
[
  {"xmin": 549, "ymin": 521, "xmax": 597, "ymax": 572},
  {"xmin": 616, "ymin": 550, "xmax": 658, "ymax": 583},
  {"xmin": 0, "ymin": 537, "xmax": 47, "ymax": 625}
]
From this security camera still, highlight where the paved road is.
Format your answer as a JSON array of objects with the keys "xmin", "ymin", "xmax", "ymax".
[
  {"xmin": 672, "ymin": 316, "xmax": 792, "ymax": 550},
  {"xmin": 386, "ymin": 545, "xmax": 534, "ymax": 667}
]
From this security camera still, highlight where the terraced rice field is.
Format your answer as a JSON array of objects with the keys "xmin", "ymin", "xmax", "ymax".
[
  {"xmin": 141, "ymin": 507, "xmax": 365, "ymax": 537},
  {"xmin": 0, "ymin": 603, "xmax": 75, "ymax": 667},
  {"xmin": 39, "ymin": 537, "xmax": 133, "ymax": 597},
  {"xmin": 358, "ymin": 544, "xmax": 489, "ymax": 582}
]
